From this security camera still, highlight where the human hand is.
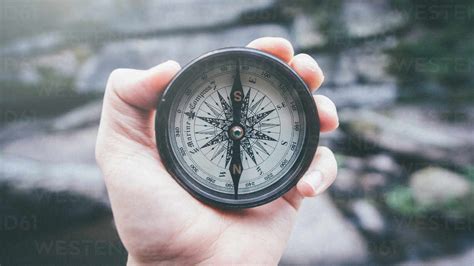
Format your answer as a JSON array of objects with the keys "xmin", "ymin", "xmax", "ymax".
[{"xmin": 95, "ymin": 37, "xmax": 339, "ymax": 265}]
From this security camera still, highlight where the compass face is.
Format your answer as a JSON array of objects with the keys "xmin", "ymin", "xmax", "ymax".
[{"xmin": 156, "ymin": 48, "xmax": 319, "ymax": 208}]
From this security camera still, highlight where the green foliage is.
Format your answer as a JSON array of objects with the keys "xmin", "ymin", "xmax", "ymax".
[
  {"xmin": 387, "ymin": 0, "xmax": 474, "ymax": 102},
  {"xmin": 386, "ymin": 186, "xmax": 422, "ymax": 215},
  {"xmin": 465, "ymin": 165, "xmax": 474, "ymax": 182},
  {"xmin": 386, "ymin": 183, "xmax": 474, "ymax": 220}
]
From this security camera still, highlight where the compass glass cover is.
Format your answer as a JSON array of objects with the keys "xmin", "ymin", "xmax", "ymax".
[{"xmin": 157, "ymin": 48, "xmax": 318, "ymax": 208}]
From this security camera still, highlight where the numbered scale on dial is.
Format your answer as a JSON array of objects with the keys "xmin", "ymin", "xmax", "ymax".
[{"xmin": 156, "ymin": 48, "xmax": 319, "ymax": 208}]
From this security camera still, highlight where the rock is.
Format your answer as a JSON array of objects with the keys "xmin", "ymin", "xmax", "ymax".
[
  {"xmin": 282, "ymin": 194, "xmax": 369, "ymax": 265},
  {"xmin": 339, "ymin": 106, "xmax": 474, "ymax": 167},
  {"xmin": 3, "ymin": 126, "xmax": 98, "ymax": 164},
  {"xmin": 319, "ymin": 83, "xmax": 397, "ymax": 109},
  {"xmin": 1, "ymin": 0, "xmax": 275, "ymax": 55},
  {"xmin": 0, "ymin": 100, "xmax": 101, "ymax": 164},
  {"xmin": 340, "ymin": 155, "xmax": 366, "ymax": 172},
  {"xmin": 351, "ymin": 51, "xmax": 395, "ymax": 84},
  {"xmin": 333, "ymin": 54, "xmax": 358, "ymax": 86},
  {"xmin": 0, "ymin": 154, "xmax": 106, "ymax": 205},
  {"xmin": 333, "ymin": 168, "xmax": 359, "ymax": 194},
  {"xmin": 318, "ymin": 129, "xmax": 346, "ymax": 150},
  {"xmin": 292, "ymin": 14, "xmax": 326, "ymax": 49},
  {"xmin": 0, "ymin": 32, "xmax": 65, "ymax": 60},
  {"xmin": 313, "ymin": 46, "xmax": 395, "ymax": 88},
  {"xmin": 342, "ymin": 0, "xmax": 404, "ymax": 38},
  {"xmin": 401, "ymin": 247, "xmax": 474, "ymax": 266},
  {"xmin": 51, "ymin": 100, "xmax": 102, "ymax": 131},
  {"xmin": 0, "ymin": 153, "xmax": 108, "ymax": 230},
  {"xmin": 0, "ymin": 102, "xmax": 106, "ymax": 231},
  {"xmin": 0, "ymin": 99, "xmax": 100, "ymax": 145},
  {"xmin": 410, "ymin": 167, "xmax": 471, "ymax": 207},
  {"xmin": 361, "ymin": 172, "xmax": 388, "ymax": 192},
  {"xmin": 0, "ymin": 118, "xmax": 50, "ymax": 144},
  {"xmin": 76, "ymin": 24, "xmax": 290, "ymax": 91},
  {"xmin": 109, "ymin": 0, "xmax": 274, "ymax": 33},
  {"xmin": 0, "ymin": 46, "xmax": 92, "ymax": 116},
  {"xmin": 351, "ymin": 199, "xmax": 386, "ymax": 234},
  {"xmin": 366, "ymin": 154, "xmax": 400, "ymax": 177}
]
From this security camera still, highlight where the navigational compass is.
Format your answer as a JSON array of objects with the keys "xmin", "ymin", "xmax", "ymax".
[{"xmin": 156, "ymin": 48, "xmax": 319, "ymax": 208}]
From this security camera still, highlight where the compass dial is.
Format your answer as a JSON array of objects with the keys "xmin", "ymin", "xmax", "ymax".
[{"xmin": 156, "ymin": 48, "xmax": 319, "ymax": 208}]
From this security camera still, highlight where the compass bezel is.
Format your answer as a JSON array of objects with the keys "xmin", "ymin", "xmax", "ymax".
[{"xmin": 155, "ymin": 47, "xmax": 319, "ymax": 209}]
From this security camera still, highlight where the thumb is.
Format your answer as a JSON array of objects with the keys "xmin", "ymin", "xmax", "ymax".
[
  {"xmin": 96, "ymin": 61, "xmax": 181, "ymax": 160},
  {"xmin": 106, "ymin": 60, "xmax": 181, "ymax": 111}
]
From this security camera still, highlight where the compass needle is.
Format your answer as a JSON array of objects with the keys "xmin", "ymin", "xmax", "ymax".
[
  {"xmin": 156, "ymin": 48, "xmax": 319, "ymax": 208},
  {"xmin": 228, "ymin": 59, "xmax": 245, "ymax": 199}
]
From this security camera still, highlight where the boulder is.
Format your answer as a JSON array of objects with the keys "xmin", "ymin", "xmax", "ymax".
[
  {"xmin": 51, "ymin": 100, "xmax": 102, "ymax": 131},
  {"xmin": 351, "ymin": 199, "xmax": 386, "ymax": 234},
  {"xmin": 319, "ymin": 83, "xmax": 397, "ymax": 109},
  {"xmin": 401, "ymin": 247, "xmax": 474, "ymax": 266},
  {"xmin": 0, "ymin": 0, "xmax": 275, "ymax": 57},
  {"xmin": 292, "ymin": 14, "xmax": 326, "ymax": 49},
  {"xmin": 339, "ymin": 106, "xmax": 474, "ymax": 167},
  {"xmin": 106, "ymin": 0, "xmax": 275, "ymax": 33},
  {"xmin": 410, "ymin": 167, "xmax": 471, "ymax": 207},
  {"xmin": 0, "ymin": 102, "xmax": 106, "ymax": 229},
  {"xmin": 0, "ymin": 154, "xmax": 106, "ymax": 205},
  {"xmin": 0, "ymin": 153, "xmax": 108, "ymax": 230},
  {"xmin": 366, "ymin": 154, "xmax": 401, "ymax": 177},
  {"xmin": 76, "ymin": 24, "xmax": 290, "ymax": 92},
  {"xmin": 281, "ymin": 194, "xmax": 369, "ymax": 265},
  {"xmin": 360, "ymin": 172, "xmax": 388, "ymax": 192},
  {"xmin": 333, "ymin": 168, "xmax": 359, "ymax": 195},
  {"xmin": 342, "ymin": 0, "xmax": 404, "ymax": 38},
  {"xmin": 0, "ymin": 100, "xmax": 101, "ymax": 144},
  {"xmin": 3, "ymin": 126, "xmax": 98, "ymax": 164}
]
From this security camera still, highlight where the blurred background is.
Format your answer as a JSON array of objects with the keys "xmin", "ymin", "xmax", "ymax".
[{"xmin": 1, "ymin": 0, "xmax": 473, "ymax": 265}]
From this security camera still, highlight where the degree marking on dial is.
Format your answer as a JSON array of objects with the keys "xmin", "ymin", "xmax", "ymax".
[{"xmin": 171, "ymin": 61, "xmax": 304, "ymax": 195}]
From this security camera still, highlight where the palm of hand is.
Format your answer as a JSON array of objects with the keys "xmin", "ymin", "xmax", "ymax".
[{"xmin": 102, "ymin": 133, "xmax": 298, "ymax": 264}]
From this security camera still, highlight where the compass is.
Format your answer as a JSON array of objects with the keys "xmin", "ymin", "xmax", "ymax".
[{"xmin": 155, "ymin": 48, "xmax": 319, "ymax": 208}]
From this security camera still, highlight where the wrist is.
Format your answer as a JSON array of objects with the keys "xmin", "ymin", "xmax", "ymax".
[
  {"xmin": 127, "ymin": 252, "xmax": 216, "ymax": 266},
  {"xmin": 127, "ymin": 252, "xmax": 279, "ymax": 265}
]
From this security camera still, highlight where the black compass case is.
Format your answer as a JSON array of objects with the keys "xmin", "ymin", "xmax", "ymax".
[{"xmin": 155, "ymin": 47, "xmax": 320, "ymax": 209}]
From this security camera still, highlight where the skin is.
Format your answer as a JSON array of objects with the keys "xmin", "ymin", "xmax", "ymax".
[{"xmin": 96, "ymin": 37, "xmax": 339, "ymax": 265}]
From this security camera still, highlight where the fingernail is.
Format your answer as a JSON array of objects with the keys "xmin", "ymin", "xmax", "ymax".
[
  {"xmin": 299, "ymin": 54, "xmax": 319, "ymax": 72},
  {"xmin": 148, "ymin": 60, "xmax": 180, "ymax": 73},
  {"xmin": 303, "ymin": 170, "xmax": 323, "ymax": 196},
  {"xmin": 314, "ymin": 171, "xmax": 327, "ymax": 195},
  {"xmin": 163, "ymin": 60, "xmax": 181, "ymax": 69}
]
